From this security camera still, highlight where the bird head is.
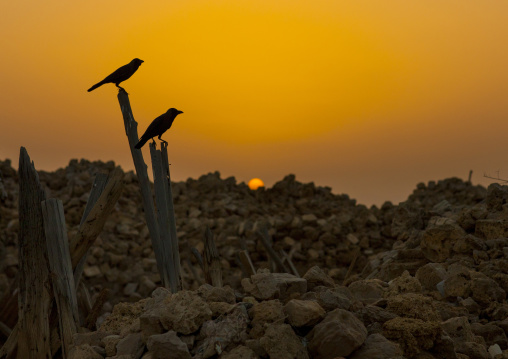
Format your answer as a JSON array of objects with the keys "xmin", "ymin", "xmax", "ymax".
[
  {"xmin": 132, "ymin": 58, "xmax": 144, "ymax": 65},
  {"xmin": 168, "ymin": 108, "xmax": 184, "ymax": 115}
]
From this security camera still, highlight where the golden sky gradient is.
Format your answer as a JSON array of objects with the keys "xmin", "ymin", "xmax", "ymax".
[{"xmin": 1, "ymin": 1, "xmax": 508, "ymax": 205}]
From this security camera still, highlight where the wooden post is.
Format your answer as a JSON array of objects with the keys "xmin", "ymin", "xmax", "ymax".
[
  {"xmin": 203, "ymin": 227, "xmax": 222, "ymax": 287},
  {"xmin": 17, "ymin": 147, "xmax": 52, "ymax": 359},
  {"xmin": 69, "ymin": 168, "xmax": 124, "ymax": 269},
  {"xmin": 160, "ymin": 142, "xmax": 182, "ymax": 290},
  {"xmin": 117, "ymin": 90, "xmax": 166, "ymax": 283},
  {"xmin": 42, "ymin": 199, "xmax": 78, "ymax": 359},
  {"xmin": 73, "ymin": 173, "xmax": 108, "ymax": 285},
  {"xmin": 280, "ymin": 250, "xmax": 300, "ymax": 277},
  {"xmin": 149, "ymin": 142, "xmax": 176, "ymax": 291},
  {"xmin": 238, "ymin": 250, "xmax": 256, "ymax": 277},
  {"xmin": 258, "ymin": 227, "xmax": 289, "ymax": 273}
]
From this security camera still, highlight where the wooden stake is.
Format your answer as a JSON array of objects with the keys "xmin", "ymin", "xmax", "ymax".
[
  {"xmin": 42, "ymin": 199, "xmax": 78, "ymax": 359},
  {"xmin": 238, "ymin": 250, "xmax": 256, "ymax": 277},
  {"xmin": 73, "ymin": 172, "xmax": 108, "ymax": 286},
  {"xmin": 69, "ymin": 168, "xmax": 124, "ymax": 269},
  {"xmin": 258, "ymin": 227, "xmax": 289, "ymax": 273},
  {"xmin": 117, "ymin": 90, "xmax": 165, "ymax": 283},
  {"xmin": 17, "ymin": 147, "xmax": 52, "ymax": 359},
  {"xmin": 149, "ymin": 142, "xmax": 177, "ymax": 292},
  {"xmin": 160, "ymin": 142, "xmax": 182, "ymax": 290},
  {"xmin": 203, "ymin": 227, "xmax": 222, "ymax": 287}
]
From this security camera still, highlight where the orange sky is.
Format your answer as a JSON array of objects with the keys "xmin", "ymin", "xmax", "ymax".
[{"xmin": 1, "ymin": 1, "xmax": 508, "ymax": 205}]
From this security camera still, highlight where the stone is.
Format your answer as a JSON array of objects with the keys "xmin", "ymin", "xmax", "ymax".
[
  {"xmin": 160, "ymin": 291, "xmax": 212, "ymax": 335},
  {"xmin": 221, "ymin": 345, "xmax": 259, "ymax": 359},
  {"xmin": 488, "ymin": 344, "xmax": 502, "ymax": 357},
  {"xmin": 386, "ymin": 270, "xmax": 422, "ymax": 296},
  {"xmin": 73, "ymin": 331, "xmax": 112, "ymax": 347},
  {"xmin": 470, "ymin": 271, "xmax": 506, "ymax": 305},
  {"xmin": 415, "ymin": 263, "xmax": 446, "ymax": 291},
  {"xmin": 470, "ymin": 323, "xmax": 508, "ymax": 349},
  {"xmin": 302, "ymin": 285, "xmax": 353, "ymax": 312},
  {"xmin": 284, "ymin": 299, "xmax": 325, "ymax": 327},
  {"xmin": 99, "ymin": 301, "xmax": 145, "ymax": 335},
  {"xmin": 386, "ymin": 293, "xmax": 439, "ymax": 322},
  {"xmin": 249, "ymin": 300, "xmax": 285, "ymax": 338},
  {"xmin": 241, "ymin": 272, "xmax": 307, "ymax": 301},
  {"xmin": 443, "ymin": 267, "xmax": 471, "ymax": 299},
  {"xmin": 197, "ymin": 304, "xmax": 249, "ymax": 357},
  {"xmin": 454, "ymin": 341, "xmax": 489, "ymax": 359},
  {"xmin": 420, "ymin": 223, "xmax": 467, "ymax": 263},
  {"xmin": 348, "ymin": 279, "xmax": 386, "ymax": 305},
  {"xmin": 441, "ymin": 316, "xmax": 475, "ymax": 342},
  {"xmin": 146, "ymin": 331, "xmax": 191, "ymax": 359},
  {"xmin": 475, "ymin": 219, "xmax": 508, "ymax": 240},
  {"xmin": 308, "ymin": 309, "xmax": 368, "ymax": 358},
  {"xmin": 354, "ymin": 305, "xmax": 397, "ymax": 328},
  {"xmin": 84, "ymin": 266, "xmax": 102, "ymax": 278},
  {"xmin": 349, "ymin": 333, "xmax": 403, "ymax": 359},
  {"xmin": 116, "ymin": 333, "xmax": 144, "ymax": 358},
  {"xmin": 102, "ymin": 335, "xmax": 121, "ymax": 357},
  {"xmin": 383, "ymin": 317, "xmax": 441, "ymax": 357},
  {"xmin": 68, "ymin": 344, "xmax": 104, "ymax": 359},
  {"xmin": 197, "ymin": 284, "xmax": 236, "ymax": 304},
  {"xmin": 259, "ymin": 324, "xmax": 308, "ymax": 359},
  {"xmin": 302, "ymin": 266, "xmax": 335, "ymax": 291}
]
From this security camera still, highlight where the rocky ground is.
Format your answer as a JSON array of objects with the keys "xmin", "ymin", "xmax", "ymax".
[{"xmin": 1, "ymin": 158, "xmax": 508, "ymax": 358}]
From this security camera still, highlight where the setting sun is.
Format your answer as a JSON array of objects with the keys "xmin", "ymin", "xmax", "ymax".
[{"xmin": 248, "ymin": 178, "xmax": 265, "ymax": 190}]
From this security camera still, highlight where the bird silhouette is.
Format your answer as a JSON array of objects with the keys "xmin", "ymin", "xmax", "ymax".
[
  {"xmin": 135, "ymin": 108, "xmax": 184, "ymax": 149},
  {"xmin": 87, "ymin": 58, "xmax": 144, "ymax": 92}
]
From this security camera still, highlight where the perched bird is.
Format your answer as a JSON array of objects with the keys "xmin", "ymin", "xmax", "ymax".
[
  {"xmin": 135, "ymin": 108, "xmax": 184, "ymax": 149},
  {"xmin": 87, "ymin": 58, "xmax": 144, "ymax": 92}
]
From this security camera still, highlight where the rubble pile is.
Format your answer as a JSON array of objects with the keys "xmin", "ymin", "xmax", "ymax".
[{"xmin": 2, "ymin": 158, "xmax": 508, "ymax": 358}]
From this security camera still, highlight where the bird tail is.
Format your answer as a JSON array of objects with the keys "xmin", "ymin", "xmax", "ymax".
[
  {"xmin": 134, "ymin": 137, "xmax": 148, "ymax": 149},
  {"xmin": 87, "ymin": 81, "xmax": 105, "ymax": 92}
]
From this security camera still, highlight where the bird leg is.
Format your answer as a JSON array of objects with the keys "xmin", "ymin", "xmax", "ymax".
[
  {"xmin": 158, "ymin": 135, "xmax": 168, "ymax": 146},
  {"xmin": 151, "ymin": 138, "xmax": 156, "ymax": 145},
  {"xmin": 116, "ymin": 84, "xmax": 128, "ymax": 94}
]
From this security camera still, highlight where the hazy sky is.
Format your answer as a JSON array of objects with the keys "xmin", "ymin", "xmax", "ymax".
[{"xmin": 1, "ymin": 1, "xmax": 508, "ymax": 205}]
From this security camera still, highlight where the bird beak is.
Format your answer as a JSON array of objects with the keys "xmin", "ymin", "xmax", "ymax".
[
  {"xmin": 177, "ymin": 110, "xmax": 183, "ymax": 114},
  {"xmin": 140, "ymin": 60, "xmax": 144, "ymax": 63}
]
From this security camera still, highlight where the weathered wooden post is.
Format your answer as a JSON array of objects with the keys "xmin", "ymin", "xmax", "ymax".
[
  {"xmin": 17, "ymin": 147, "xmax": 52, "ymax": 359},
  {"xmin": 258, "ymin": 227, "xmax": 289, "ymax": 273},
  {"xmin": 117, "ymin": 90, "xmax": 167, "ymax": 285},
  {"xmin": 160, "ymin": 142, "xmax": 182, "ymax": 290},
  {"xmin": 73, "ymin": 173, "xmax": 108, "ymax": 285},
  {"xmin": 203, "ymin": 227, "xmax": 222, "ymax": 287},
  {"xmin": 149, "ymin": 142, "xmax": 177, "ymax": 292},
  {"xmin": 42, "ymin": 199, "xmax": 78, "ymax": 359},
  {"xmin": 117, "ymin": 90, "xmax": 182, "ymax": 291},
  {"xmin": 69, "ymin": 168, "xmax": 124, "ymax": 269}
]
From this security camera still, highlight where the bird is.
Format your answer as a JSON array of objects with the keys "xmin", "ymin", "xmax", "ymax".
[
  {"xmin": 135, "ymin": 108, "xmax": 184, "ymax": 149},
  {"xmin": 87, "ymin": 58, "xmax": 144, "ymax": 92}
]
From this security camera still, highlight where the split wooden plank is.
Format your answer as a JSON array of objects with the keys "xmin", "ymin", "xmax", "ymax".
[
  {"xmin": 73, "ymin": 172, "xmax": 108, "ymax": 285},
  {"xmin": 17, "ymin": 147, "xmax": 52, "ymax": 359},
  {"xmin": 42, "ymin": 199, "xmax": 78, "ymax": 359},
  {"xmin": 117, "ymin": 90, "xmax": 164, "ymax": 282},
  {"xmin": 258, "ymin": 227, "xmax": 290, "ymax": 274},
  {"xmin": 203, "ymin": 227, "xmax": 222, "ymax": 287},
  {"xmin": 160, "ymin": 142, "xmax": 182, "ymax": 290},
  {"xmin": 150, "ymin": 143, "xmax": 176, "ymax": 292},
  {"xmin": 280, "ymin": 249, "xmax": 300, "ymax": 277},
  {"xmin": 69, "ymin": 168, "xmax": 124, "ymax": 270},
  {"xmin": 238, "ymin": 250, "xmax": 256, "ymax": 277}
]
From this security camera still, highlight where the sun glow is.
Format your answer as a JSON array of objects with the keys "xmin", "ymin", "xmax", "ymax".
[{"xmin": 248, "ymin": 178, "xmax": 265, "ymax": 190}]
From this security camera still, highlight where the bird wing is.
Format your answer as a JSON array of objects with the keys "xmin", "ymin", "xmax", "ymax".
[
  {"xmin": 140, "ymin": 113, "xmax": 167, "ymax": 139},
  {"xmin": 101, "ymin": 63, "xmax": 132, "ymax": 83}
]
